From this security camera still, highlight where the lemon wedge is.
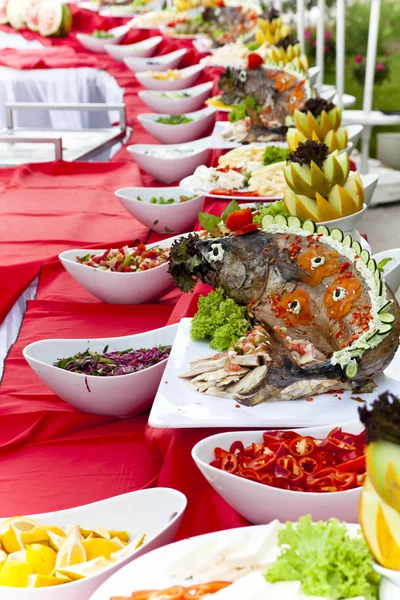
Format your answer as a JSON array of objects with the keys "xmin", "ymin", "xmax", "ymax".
[
  {"xmin": 21, "ymin": 526, "xmax": 50, "ymax": 546},
  {"xmin": 0, "ymin": 560, "xmax": 33, "ymax": 587},
  {"xmin": 48, "ymin": 531, "xmax": 67, "ymax": 552},
  {"xmin": 109, "ymin": 534, "xmax": 145, "ymax": 563},
  {"xmin": 56, "ymin": 556, "xmax": 110, "ymax": 580},
  {"xmin": 0, "ymin": 550, "xmax": 7, "ymax": 566},
  {"xmin": 26, "ymin": 544, "xmax": 57, "ymax": 576},
  {"xmin": 82, "ymin": 538, "xmax": 121, "ymax": 561},
  {"xmin": 28, "ymin": 574, "xmax": 70, "ymax": 587},
  {"xmin": 8, "ymin": 550, "xmax": 27, "ymax": 562},
  {"xmin": 1, "ymin": 517, "xmax": 38, "ymax": 553},
  {"xmin": 55, "ymin": 526, "xmax": 86, "ymax": 569},
  {"xmin": 108, "ymin": 530, "xmax": 130, "ymax": 543}
]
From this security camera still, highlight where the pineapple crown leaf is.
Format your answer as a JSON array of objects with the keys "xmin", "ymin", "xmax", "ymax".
[
  {"xmin": 287, "ymin": 140, "xmax": 329, "ymax": 169},
  {"xmin": 300, "ymin": 97, "xmax": 336, "ymax": 118},
  {"xmin": 359, "ymin": 392, "xmax": 400, "ymax": 445}
]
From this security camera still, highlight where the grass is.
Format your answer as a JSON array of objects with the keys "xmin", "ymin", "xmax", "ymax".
[{"xmin": 323, "ymin": 52, "xmax": 400, "ymax": 158}]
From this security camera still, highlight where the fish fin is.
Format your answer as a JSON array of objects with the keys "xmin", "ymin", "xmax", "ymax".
[
  {"xmin": 233, "ymin": 365, "xmax": 279, "ymax": 406},
  {"xmin": 272, "ymin": 260, "xmax": 311, "ymax": 285}
]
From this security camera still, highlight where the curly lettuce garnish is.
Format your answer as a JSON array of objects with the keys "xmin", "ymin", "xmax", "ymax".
[
  {"xmin": 299, "ymin": 97, "xmax": 336, "ymax": 117},
  {"xmin": 359, "ymin": 391, "xmax": 400, "ymax": 445},
  {"xmin": 168, "ymin": 233, "xmax": 203, "ymax": 292},
  {"xmin": 287, "ymin": 139, "xmax": 329, "ymax": 168}
]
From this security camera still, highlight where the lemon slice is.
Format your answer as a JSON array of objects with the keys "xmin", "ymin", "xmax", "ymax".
[
  {"xmin": 0, "ymin": 560, "xmax": 33, "ymax": 587},
  {"xmin": 26, "ymin": 543, "xmax": 57, "ymax": 576},
  {"xmin": 56, "ymin": 556, "xmax": 110, "ymax": 580},
  {"xmin": 28, "ymin": 574, "xmax": 70, "ymax": 587},
  {"xmin": 21, "ymin": 526, "xmax": 50, "ymax": 546},
  {"xmin": 48, "ymin": 531, "xmax": 67, "ymax": 552},
  {"xmin": 8, "ymin": 550, "xmax": 27, "ymax": 562},
  {"xmin": 0, "ymin": 550, "xmax": 7, "ymax": 565},
  {"xmin": 47, "ymin": 526, "xmax": 65, "ymax": 537},
  {"xmin": 82, "ymin": 538, "xmax": 121, "ymax": 561},
  {"xmin": 109, "ymin": 534, "xmax": 145, "ymax": 563},
  {"xmin": 110, "ymin": 536, "xmax": 126, "ymax": 550},
  {"xmin": 108, "ymin": 530, "xmax": 130, "ymax": 543},
  {"xmin": 1, "ymin": 517, "xmax": 38, "ymax": 553},
  {"xmin": 55, "ymin": 526, "xmax": 86, "ymax": 569}
]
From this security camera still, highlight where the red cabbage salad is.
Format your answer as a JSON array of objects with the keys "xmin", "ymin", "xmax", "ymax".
[
  {"xmin": 54, "ymin": 345, "xmax": 172, "ymax": 376},
  {"xmin": 77, "ymin": 243, "xmax": 170, "ymax": 273}
]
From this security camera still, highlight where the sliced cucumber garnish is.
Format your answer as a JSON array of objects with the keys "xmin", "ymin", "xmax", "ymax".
[
  {"xmin": 330, "ymin": 228, "xmax": 344, "ymax": 242},
  {"xmin": 374, "ymin": 269, "xmax": 382, "ymax": 286},
  {"xmin": 379, "ymin": 312, "xmax": 395, "ymax": 324},
  {"xmin": 274, "ymin": 214, "xmax": 288, "ymax": 226},
  {"xmin": 368, "ymin": 258, "xmax": 377, "ymax": 273},
  {"xmin": 378, "ymin": 300, "xmax": 392, "ymax": 313},
  {"xmin": 261, "ymin": 214, "xmax": 274, "ymax": 228},
  {"xmin": 366, "ymin": 330, "xmax": 380, "ymax": 343},
  {"xmin": 377, "ymin": 280, "xmax": 384, "ymax": 296},
  {"xmin": 317, "ymin": 225, "xmax": 329, "ymax": 236},
  {"xmin": 378, "ymin": 323, "xmax": 392, "ymax": 335},
  {"xmin": 343, "ymin": 234, "xmax": 353, "ymax": 248},
  {"xmin": 345, "ymin": 359, "xmax": 358, "ymax": 379},
  {"xmin": 287, "ymin": 215, "xmax": 302, "ymax": 229},
  {"xmin": 360, "ymin": 249, "xmax": 370, "ymax": 264},
  {"xmin": 302, "ymin": 220, "xmax": 316, "ymax": 233},
  {"xmin": 355, "ymin": 342, "xmax": 371, "ymax": 351},
  {"xmin": 351, "ymin": 240, "xmax": 362, "ymax": 256}
]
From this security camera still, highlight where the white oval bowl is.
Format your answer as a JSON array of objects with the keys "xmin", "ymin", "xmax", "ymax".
[
  {"xmin": 105, "ymin": 35, "xmax": 162, "ymax": 60},
  {"xmin": 124, "ymin": 48, "xmax": 187, "ymax": 73},
  {"xmin": 374, "ymin": 563, "xmax": 400, "ymax": 589},
  {"xmin": 139, "ymin": 81, "xmax": 214, "ymax": 115},
  {"xmin": 23, "ymin": 324, "xmax": 178, "ymax": 417},
  {"xmin": 126, "ymin": 139, "xmax": 211, "ymax": 183},
  {"xmin": 192, "ymin": 421, "xmax": 364, "ymax": 524},
  {"xmin": 372, "ymin": 248, "xmax": 400, "ymax": 294},
  {"xmin": 318, "ymin": 203, "xmax": 367, "ymax": 231},
  {"xmin": 135, "ymin": 64, "xmax": 204, "ymax": 91},
  {"xmin": 58, "ymin": 236, "xmax": 180, "ymax": 304},
  {"xmin": 76, "ymin": 25, "xmax": 128, "ymax": 53},
  {"xmin": 308, "ymin": 65, "xmax": 319, "ymax": 85},
  {"xmin": 0, "ymin": 488, "xmax": 186, "ymax": 600},
  {"xmin": 115, "ymin": 186, "xmax": 204, "ymax": 233},
  {"xmin": 137, "ymin": 107, "xmax": 216, "ymax": 144}
]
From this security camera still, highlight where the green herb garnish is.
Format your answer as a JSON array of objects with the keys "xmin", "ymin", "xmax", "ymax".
[
  {"xmin": 156, "ymin": 115, "xmax": 193, "ymax": 125},
  {"xmin": 377, "ymin": 257, "xmax": 392, "ymax": 272},
  {"xmin": 229, "ymin": 97, "xmax": 261, "ymax": 123},
  {"xmin": 92, "ymin": 29, "xmax": 114, "ymax": 38},
  {"xmin": 263, "ymin": 146, "xmax": 289, "ymax": 166}
]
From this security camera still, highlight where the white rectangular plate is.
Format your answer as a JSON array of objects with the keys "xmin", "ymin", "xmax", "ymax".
[{"xmin": 149, "ymin": 318, "xmax": 400, "ymax": 428}]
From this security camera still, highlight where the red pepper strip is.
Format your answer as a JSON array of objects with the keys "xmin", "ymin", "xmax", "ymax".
[
  {"xmin": 248, "ymin": 453, "xmax": 276, "ymax": 472},
  {"xmin": 209, "ymin": 458, "xmax": 222, "ymax": 469},
  {"xmin": 225, "ymin": 208, "xmax": 253, "ymax": 232},
  {"xmin": 209, "ymin": 189, "xmax": 260, "ymax": 196},
  {"xmin": 233, "ymin": 223, "xmax": 260, "ymax": 236},
  {"xmin": 320, "ymin": 436, "xmax": 356, "ymax": 453},
  {"xmin": 214, "ymin": 447, "xmax": 229, "ymax": 460},
  {"xmin": 307, "ymin": 468, "xmax": 357, "ymax": 492},
  {"xmin": 186, "ymin": 582, "xmax": 231, "ymax": 598},
  {"xmin": 299, "ymin": 456, "xmax": 319, "ymax": 474},
  {"xmin": 288, "ymin": 436, "xmax": 316, "ymax": 457},
  {"xmin": 237, "ymin": 468, "xmax": 263, "ymax": 483},
  {"xmin": 92, "ymin": 249, "xmax": 110, "ymax": 264},
  {"xmin": 275, "ymin": 456, "xmax": 305, "ymax": 483},
  {"xmin": 336, "ymin": 455, "xmax": 366, "ymax": 473},
  {"xmin": 221, "ymin": 453, "xmax": 238, "ymax": 473},
  {"xmin": 229, "ymin": 440, "xmax": 245, "ymax": 457}
]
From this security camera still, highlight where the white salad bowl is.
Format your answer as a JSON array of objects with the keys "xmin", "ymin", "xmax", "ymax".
[
  {"xmin": 192, "ymin": 422, "xmax": 364, "ymax": 524},
  {"xmin": 139, "ymin": 81, "xmax": 214, "ymax": 115},
  {"xmin": 105, "ymin": 35, "xmax": 162, "ymax": 61},
  {"xmin": 23, "ymin": 324, "xmax": 178, "ymax": 417},
  {"xmin": 319, "ymin": 203, "xmax": 367, "ymax": 232},
  {"xmin": 115, "ymin": 186, "xmax": 205, "ymax": 234},
  {"xmin": 58, "ymin": 236, "xmax": 181, "ymax": 304},
  {"xmin": 126, "ymin": 139, "xmax": 211, "ymax": 183},
  {"xmin": 372, "ymin": 248, "xmax": 400, "ymax": 294},
  {"xmin": 124, "ymin": 48, "xmax": 187, "ymax": 73},
  {"xmin": 373, "ymin": 563, "xmax": 400, "ymax": 589},
  {"xmin": 135, "ymin": 64, "xmax": 204, "ymax": 91},
  {"xmin": 0, "ymin": 489, "xmax": 187, "ymax": 600},
  {"xmin": 348, "ymin": 124, "xmax": 363, "ymax": 147},
  {"xmin": 76, "ymin": 25, "xmax": 128, "ymax": 53},
  {"xmin": 308, "ymin": 66, "xmax": 320, "ymax": 85},
  {"xmin": 137, "ymin": 107, "xmax": 216, "ymax": 144}
]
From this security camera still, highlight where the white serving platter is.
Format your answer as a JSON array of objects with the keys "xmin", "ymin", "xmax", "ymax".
[
  {"xmin": 89, "ymin": 522, "xmax": 395, "ymax": 600},
  {"xmin": 149, "ymin": 317, "xmax": 400, "ymax": 428}
]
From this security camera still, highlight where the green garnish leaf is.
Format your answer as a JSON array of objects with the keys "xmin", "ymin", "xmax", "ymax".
[
  {"xmin": 221, "ymin": 199, "xmax": 241, "ymax": 221},
  {"xmin": 103, "ymin": 345, "xmax": 109, "ymax": 353},
  {"xmin": 229, "ymin": 97, "xmax": 261, "ymax": 123},
  {"xmin": 198, "ymin": 212, "xmax": 221, "ymax": 233},
  {"xmin": 263, "ymin": 145, "xmax": 289, "ymax": 166},
  {"xmin": 191, "ymin": 289, "xmax": 250, "ymax": 351},
  {"xmin": 377, "ymin": 257, "xmax": 392, "ymax": 272},
  {"xmin": 156, "ymin": 115, "xmax": 193, "ymax": 125},
  {"xmin": 265, "ymin": 515, "xmax": 380, "ymax": 600}
]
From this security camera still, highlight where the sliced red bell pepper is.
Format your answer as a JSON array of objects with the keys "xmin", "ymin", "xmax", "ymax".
[
  {"xmin": 320, "ymin": 436, "xmax": 356, "ymax": 453},
  {"xmin": 214, "ymin": 447, "xmax": 229, "ymax": 460},
  {"xmin": 229, "ymin": 440, "xmax": 245, "ymax": 457},
  {"xmin": 248, "ymin": 453, "xmax": 276, "ymax": 472},
  {"xmin": 225, "ymin": 208, "xmax": 253, "ymax": 232},
  {"xmin": 336, "ymin": 454, "xmax": 366, "ymax": 473},
  {"xmin": 233, "ymin": 223, "xmax": 260, "ymax": 236},
  {"xmin": 298, "ymin": 456, "xmax": 319, "ymax": 474},
  {"xmin": 289, "ymin": 436, "xmax": 316, "ymax": 457},
  {"xmin": 247, "ymin": 52, "xmax": 264, "ymax": 70},
  {"xmin": 306, "ymin": 468, "xmax": 357, "ymax": 492},
  {"xmin": 275, "ymin": 456, "xmax": 304, "ymax": 483},
  {"xmin": 221, "ymin": 453, "xmax": 238, "ymax": 473}
]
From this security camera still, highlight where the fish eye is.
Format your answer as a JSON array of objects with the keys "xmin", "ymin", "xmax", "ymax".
[
  {"xmin": 288, "ymin": 300, "xmax": 301, "ymax": 314},
  {"xmin": 333, "ymin": 286, "xmax": 346, "ymax": 301},
  {"xmin": 206, "ymin": 243, "xmax": 225, "ymax": 263},
  {"xmin": 238, "ymin": 70, "xmax": 247, "ymax": 82},
  {"xmin": 311, "ymin": 255, "xmax": 325, "ymax": 269},
  {"xmin": 281, "ymin": 76, "xmax": 288, "ymax": 83},
  {"xmin": 290, "ymin": 96, "xmax": 297, "ymax": 104}
]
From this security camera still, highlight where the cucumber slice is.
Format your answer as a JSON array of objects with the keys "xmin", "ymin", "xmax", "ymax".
[
  {"xmin": 351, "ymin": 240, "xmax": 362, "ymax": 256},
  {"xmin": 378, "ymin": 323, "xmax": 392, "ymax": 335},
  {"xmin": 274, "ymin": 214, "xmax": 288, "ymax": 226},
  {"xmin": 366, "ymin": 330, "xmax": 380, "ymax": 343},
  {"xmin": 261, "ymin": 214, "xmax": 274, "ymax": 228},
  {"xmin": 355, "ymin": 342, "xmax": 371, "ymax": 351},
  {"xmin": 360, "ymin": 249, "xmax": 370, "ymax": 264},
  {"xmin": 377, "ymin": 280, "xmax": 384, "ymax": 296},
  {"xmin": 302, "ymin": 220, "xmax": 316, "ymax": 233},
  {"xmin": 379, "ymin": 312, "xmax": 395, "ymax": 324},
  {"xmin": 345, "ymin": 359, "xmax": 358, "ymax": 379},
  {"xmin": 330, "ymin": 228, "xmax": 344, "ymax": 242},
  {"xmin": 374, "ymin": 269, "xmax": 382, "ymax": 286},
  {"xmin": 343, "ymin": 234, "xmax": 353, "ymax": 248},
  {"xmin": 287, "ymin": 216, "xmax": 302, "ymax": 229},
  {"xmin": 378, "ymin": 300, "xmax": 392, "ymax": 313},
  {"xmin": 368, "ymin": 258, "xmax": 377, "ymax": 273},
  {"xmin": 317, "ymin": 225, "xmax": 329, "ymax": 236}
]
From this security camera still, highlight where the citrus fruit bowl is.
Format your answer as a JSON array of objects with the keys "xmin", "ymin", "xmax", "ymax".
[{"xmin": 0, "ymin": 488, "xmax": 187, "ymax": 598}]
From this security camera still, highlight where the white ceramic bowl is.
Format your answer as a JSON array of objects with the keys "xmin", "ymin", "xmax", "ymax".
[
  {"xmin": 137, "ymin": 107, "xmax": 216, "ymax": 144},
  {"xmin": 135, "ymin": 64, "xmax": 204, "ymax": 91},
  {"xmin": 0, "ymin": 488, "xmax": 186, "ymax": 600},
  {"xmin": 139, "ymin": 81, "xmax": 214, "ymax": 115},
  {"xmin": 127, "ymin": 139, "xmax": 211, "ymax": 183},
  {"xmin": 115, "ymin": 186, "xmax": 204, "ymax": 234},
  {"xmin": 58, "ymin": 236, "xmax": 181, "ymax": 304},
  {"xmin": 374, "ymin": 563, "xmax": 400, "ymax": 589},
  {"xmin": 23, "ymin": 324, "xmax": 178, "ymax": 417},
  {"xmin": 76, "ymin": 25, "xmax": 128, "ymax": 53},
  {"xmin": 372, "ymin": 248, "xmax": 400, "ymax": 294},
  {"xmin": 318, "ymin": 203, "xmax": 367, "ymax": 232},
  {"xmin": 124, "ymin": 48, "xmax": 187, "ymax": 73},
  {"xmin": 105, "ymin": 35, "xmax": 162, "ymax": 61},
  {"xmin": 192, "ymin": 422, "xmax": 364, "ymax": 524},
  {"xmin": 348, "ymin": 123, "xmax": 363, "ymax": 147},
  {"xmin": 308, "ymin": 65, "xmax": 319, "ymax": 85}
]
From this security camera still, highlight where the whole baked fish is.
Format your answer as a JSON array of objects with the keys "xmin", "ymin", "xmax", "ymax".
[{"xmin": 169, "ymin": 229, "xmax": 400, "ymax": 405}]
